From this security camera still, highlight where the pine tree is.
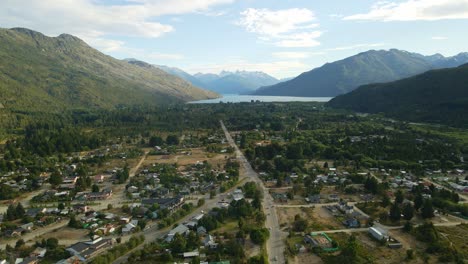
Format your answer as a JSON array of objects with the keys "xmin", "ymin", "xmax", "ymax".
[
  {"xmin": 389, "ymin": 202, "xmax": 401, "ymax": 221},
  {"xmin": 49, "ymin": 170, "xmax": 63, "ymax": 186},
  {"xmin": 6, "ymin": 204, "xmax": 17, "ymax": 221},
  {"xmin": 421, "ymin": 199, "xmax": 434, "ymax": 219},
  {"xmin": 395, "ymin": 190, "xmax": 404, "ymax": 204},
  {"xmin": 414, "ymin": 193, "xmax": 423, "ymax": 211},
  {"xmin": 16, "ymin": 203, "xmax": 25, "ymax": 218},
  {"xmin": 403, "ymin": 203, "xmax": 414, "ymax": 220}
]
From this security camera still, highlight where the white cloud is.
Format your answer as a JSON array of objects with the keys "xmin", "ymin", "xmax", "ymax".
[
  {"xmin": 86, "ymin": 38, "xmax": 126, "ymax": 52},
  {"xmin": 239, "ymin": 8, "xmax": 317, "ymax": 36},
  {"xmin": 326, "ymin": 43, "xmax": 386, "ymax": 51},
  {"xmin": 432, "ymin": 36, "xmax": 448, "ymax": 40},
  {"xmin": 344, "ymin": 0, "xmax": 468, "ymax": 21},
  {"xmin": 276, "ymin": 32, "xmax": 322, "ymax": 48},
  {"xmin": 272, "ymin": 51, "xmax": 325, "ymax": 59},
  {"xmin": 238, "ymin": 8, "xmax": 323, "ymax": 48},
  {"xmin": 0, "ymin": 0, "xmax": 234, "ymax": 52}
]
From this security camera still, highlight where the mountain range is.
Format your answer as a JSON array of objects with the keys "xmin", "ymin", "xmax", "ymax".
[
  {"xmin": 124, "ymin": 59, "xmax": 280, "ymax": 95},
  {"xmin": 193, "ymin": 70, "xmax": 280, "ymax": 94},
  {"xmin": 150, "ymin": 66, "xmax": 278, "ymax": 95},
  {"xmin": 253, "ymin": 49, "xmax": 468, "ymax": 97},
  {"xmin": 0, "ymin": 27, "xmax": 217, "ymax": 111},
  {"xmin": 327, "ymin": 63, "xmax": 468, "ymax": 127}
]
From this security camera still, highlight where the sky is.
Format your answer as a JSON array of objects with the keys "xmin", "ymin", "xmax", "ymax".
[{"xmin": 1, "ymin": 0, "xmax": 468, "ymax": 79}]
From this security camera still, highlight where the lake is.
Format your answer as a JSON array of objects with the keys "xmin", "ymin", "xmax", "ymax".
[{"xmin": 189, "ymin": 95, "xmax": 332, "ymax": 104}]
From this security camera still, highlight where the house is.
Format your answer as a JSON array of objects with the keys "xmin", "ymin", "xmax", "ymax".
[
  {"xmin": 17, "ymin": 256, "xmax": 39, "ymax": 264},
  {"xmin": 328, "ymin": 194, "xmax": 339, "ymax": 201},
  {"xmin": 93, "ymin": 175, "xmax": 104, "ymax": 183},
  {"xmin": 63, "ymin": 177, "xmax": 79, "ymax": 184},
  {"xmin": 97, "ymin": 224, "xmax": 116, "ymax": 235},
  {"xmin": 26, "ymin": 208, "xmax": 47, "ymax": 218},
  {"xmin": 369, "ymin": 227, "xmax": 388, "ymax": 241},
  {"xmin": 120, "ymin": 217, "xmax": 131, "ymax": 224},
  {"xmin": 83, "ymin": 189, "xmax": 112, "ymax": 201},
  {"xmin": 6, "ymin": 228, "xmax": 23, "ymax": 237},
  {"xmin": 183, "ymin": 251, "xmax": 199, "ymax": 258},
  {"xmin": 122, "ymin": 220, "xmax": 138, "ymax": 234},
  {"xmin": 197, "ymin": 226, "xmax": 207, "ymax": 235},
  {"xmin": 66, "ymin": 237, "xmax": 113, "ymax": 261},
  {"xmin": 127, "ymin": 186, "xmax": 139, "ymax": 193},
  {"xmin": 186, "ymin": 221, "xmax": 197, "ymax": 229},
  {"xmin": 142, "ymin": 196, "xmax": 184, "ymax": 211},
  {"xmin": 192, "ymin": 213, "xmax": 204, "ymax": 222},
  {"xmin": 104, "ymin": 213, "xmax": 115, "ymax": 220},
  {"xmin": 30, "ymin": 247, "xmax": 47, "ymax": 258},
  {"xmin": 20, "ymin": 223, "xmax": 34, "ymax": 232},
  {"xmin": 306, "ymin": 194, "xmax": 320, "ymax": 204},
  {"xmin": 272, "ymin": 193, "xmax": 288, "ymax": 203},
  {"xmin": 166, "ymin": 224, "xmax": 189, "ymax": 242},
  {"xmin": 344, "ymin": 205, "xmax": 354, "ymax": 214},
  {"xmin": 343, "ymin": 218, "xmax": 360, "ymax": 228},
  {"xmin": 73, "ymin": 204, "xmax": 90, "ymax": 214},
  {"xmin": 151, "ymin": 187, "xmax": 169, "ymax": 197},
  {"xmin": 232, "ymin": 189, "xmax": 244, "ymax": 201},
  {"xmin": 203, "ymin": 235, "xmax": 218, "ymax": 249}
]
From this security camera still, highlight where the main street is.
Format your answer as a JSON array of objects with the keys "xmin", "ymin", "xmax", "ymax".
[
  {"xmin": 220, "ymin": 121, "xmax": 286, "ymax": 264},
  {"xmin": 114, "ymin": 124, "xmax": 253, "ymax": 263}
]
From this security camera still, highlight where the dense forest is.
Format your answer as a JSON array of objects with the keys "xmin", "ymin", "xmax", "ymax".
[{"xmin": 327, "ymin": 64, "xmax": 468, "ymax": 127}]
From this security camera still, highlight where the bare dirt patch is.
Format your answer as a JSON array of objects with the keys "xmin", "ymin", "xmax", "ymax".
[
  {"xmin": 309, "ymin": 207, "xmax": 342, "ymax": 231},
  {"xmin": 289, "ymin": 254, "xmax": 324, "ymax": 264},
  {"xmin": 38, "ymin": 227, "xmax": 89, "ymax": 246}
]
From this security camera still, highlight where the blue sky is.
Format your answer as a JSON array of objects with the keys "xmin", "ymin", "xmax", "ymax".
[{"xmin": 1, "ymin": 0, "xmax": 468, "ymax": 78}]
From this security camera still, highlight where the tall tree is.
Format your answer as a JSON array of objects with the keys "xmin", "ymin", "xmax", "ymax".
[
  {"xmin": 49, "ymin": 170, "xmax": 63, "ymax": 186},
  {"xmin": 414, "ymin": 193, "xmax": 423, "ymax": 211},
  {"xmin": 395, "ymin": 190, "xmax": 404, "ymax": 204},
  {"xmin": 389, "ymin": 202, "xmax": 401, "ymax": 222},
  {"xmin": 403, "ymin": 203, "xmax": 414, "ymax": 221},
  {"xmin": 16, "ymin": 203, "xmax": 25, "ymax": 218},
  {"xmin": 421, "ymin": 199, "xmax": 434, "ymax": 219}
]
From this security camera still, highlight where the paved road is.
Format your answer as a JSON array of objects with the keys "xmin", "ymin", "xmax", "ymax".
[
  {"xmin": 113, "ymin": 132, "xmax": 251, "ymax": 264},
  {"xmin": 220, "ymin": 121, "xmax": 286, "ymax": 264},
  {"xmin": 275, "ymin": 202, "xmax": 353, "ymax": 208}
]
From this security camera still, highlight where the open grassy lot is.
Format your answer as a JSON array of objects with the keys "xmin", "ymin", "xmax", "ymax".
[
  {"xmin": 436, "ymin": 224, "xmax": 468, "ymax": 259},
  {"xmin": 143, "ymin": 147, "xmax": 231, "ymax": 170}
]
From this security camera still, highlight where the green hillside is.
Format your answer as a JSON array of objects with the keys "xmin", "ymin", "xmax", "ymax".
[
  {"xmin": 0, "ymin": 28, "xmax": 218, "ymax": 112},
  {"xmin": 253, "ymin": 49, "xmax": 468, "ymax": 97},
  {"xmin": 327, "ymin": 64, "xmax": 468, "ymax": 127}
]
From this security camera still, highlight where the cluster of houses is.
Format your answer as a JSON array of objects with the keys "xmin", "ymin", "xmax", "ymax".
[
  {"xmin": 75, "ymin": 189, "xmax": 112, "ymax": 201},
  {"xmin": 449, "ymin": 181, "xmax": 468, "ymax": 192},
  {"xmin": 1, "ymin": 207, "xmax": 64, "ymax": 238},
  {"xmin": 165, "ymin": 213, "xmax": 218, "ymax": 250},
  {"xmin": 324, "ymin": 201, "xmax": 367, "ymax": 228},
  {"xmin": 0, "ymin": 247, "xmax": 48, "ymax": 264}
]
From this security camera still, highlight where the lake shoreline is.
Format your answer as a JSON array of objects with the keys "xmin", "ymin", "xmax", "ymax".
[{"xmin": 189, "ymin": 94, "xmax": 333, "ymax": 104}]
